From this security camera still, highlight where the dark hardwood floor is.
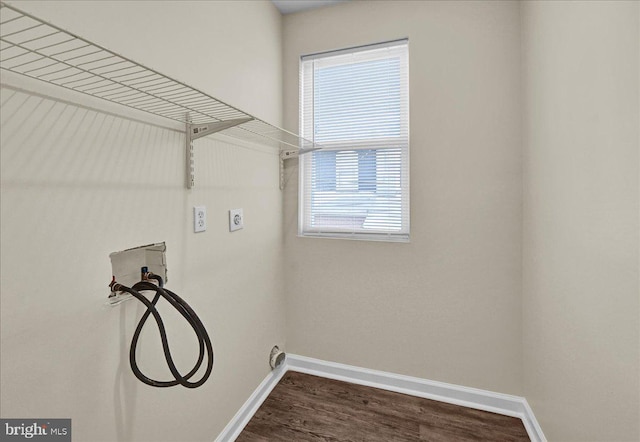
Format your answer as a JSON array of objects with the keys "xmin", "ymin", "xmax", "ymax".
[{"xmin": 237, "ymin": 371, "xmax": 530, "ymax": 442}]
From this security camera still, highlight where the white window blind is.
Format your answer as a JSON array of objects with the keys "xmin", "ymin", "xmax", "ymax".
[{"xmin": 299, "ymin": 40, "xmax": 410, "ymax": 241}]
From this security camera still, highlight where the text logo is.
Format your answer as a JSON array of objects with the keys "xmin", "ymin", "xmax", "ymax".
[{"xmin": 0, "ymin": 419, "xmax": 71, "ymax": 441}]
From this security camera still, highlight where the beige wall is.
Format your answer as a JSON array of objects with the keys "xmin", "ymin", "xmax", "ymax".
[
  {"xmin": 0, "ymin": 1, "xmax": 284, "ymax": 441},
  {"xmin": 3, "ymin": 1, "xmax": 638, "ymax": 441},
  {"xmin": 522, "ymin": 1, "xmax": 640, "ymax": 441},
  {"xmin": 282, "ymin": 1, "xmax": 524, "ymax": 395}
]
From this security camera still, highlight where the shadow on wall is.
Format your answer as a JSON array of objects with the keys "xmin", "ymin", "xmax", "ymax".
[
  {"xmin": 0, "ymin": 87, "xmax": 183, "ymax": 190},
  {"xmin": 1, "ymin": 81, "xmax": 285, "ymax": 441},
  {"xmin": 0, "ymin": 85, "xmax": 186, "ymax": 440}
]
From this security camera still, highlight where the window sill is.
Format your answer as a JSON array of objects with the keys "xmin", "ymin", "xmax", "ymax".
[{"xmin": 298, "ymin": 232, "xmax": 410, "ymax": 243}]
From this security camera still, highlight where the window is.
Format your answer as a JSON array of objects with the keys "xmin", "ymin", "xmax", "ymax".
[{"xmin": 299, "ymin": 39, "xmax": 410, "ymax": 242}]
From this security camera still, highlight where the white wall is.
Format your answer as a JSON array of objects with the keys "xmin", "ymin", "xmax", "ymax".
[
  {"xmin": 0, "ymin": 1, "xmax": 284, "ymax": 441},
  {"xmin": 282, "ymin": 0, "xmax": 524, "ymax": 395},
  {"xmin": 522, "ymin": 1, "xmax": 639, "ymax": 441}
]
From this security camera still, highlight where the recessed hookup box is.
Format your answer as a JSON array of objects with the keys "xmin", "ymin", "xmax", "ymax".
[{"xmin": 109, "ymin": 242, "xmax": 167, "ymax": 289}]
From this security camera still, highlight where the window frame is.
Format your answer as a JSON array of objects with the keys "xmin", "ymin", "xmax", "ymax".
[{"xmin": 298, "ymin": 39, "xmax": 410, "ymax": 242}]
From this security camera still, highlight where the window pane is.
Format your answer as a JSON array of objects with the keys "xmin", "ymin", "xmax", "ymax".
[
  {"xmin": 314, "ymin": 58, "xmax": 402, "ymax": 143},
  {"xmin": 358, "ymin": 149, "xmax": 377, "ymax": 192},
  {"xmin": 312, "ymin": 150, "xmax": 336, "ymax": 192},
  {"xmin": 309, "ymin": 147, "xmax": 404, "ymax": 232}
]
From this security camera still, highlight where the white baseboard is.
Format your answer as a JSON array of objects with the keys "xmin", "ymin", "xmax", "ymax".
[
  {"xmin": 286, "ymin": 354, "xmax": 546, "ymax": 442},
  {"xmin": 216, "ymin": 354, "xmax": 546, "ymax": 442},
  {"xmin": 214, "ymin": 364, "xmax": 287, "ymax": 442}
]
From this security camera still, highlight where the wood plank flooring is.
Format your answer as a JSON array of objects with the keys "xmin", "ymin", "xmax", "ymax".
[{"xmin": 237, "ymin": 371, "xmax": 530, "ymax": 442}]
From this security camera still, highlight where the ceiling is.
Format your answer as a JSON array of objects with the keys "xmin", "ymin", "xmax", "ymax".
[{"xmin": 271, "ymin": 0, "xmax": 349, "ymax": 15}]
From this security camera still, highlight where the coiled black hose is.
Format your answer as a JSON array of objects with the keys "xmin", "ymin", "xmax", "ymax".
[{"xmin": 110, "ymin": 277, "xmax": 214, "ymax": 388}]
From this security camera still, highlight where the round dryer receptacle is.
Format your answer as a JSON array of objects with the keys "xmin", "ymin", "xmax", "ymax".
[{"xmin": 269, "ymin": 345, "xmax": 286, "ymax": 369}]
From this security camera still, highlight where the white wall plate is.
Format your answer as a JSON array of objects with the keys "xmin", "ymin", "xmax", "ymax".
[{"xmin": 229, "ymin": 209, "xmax": 244, "ymax": 232}]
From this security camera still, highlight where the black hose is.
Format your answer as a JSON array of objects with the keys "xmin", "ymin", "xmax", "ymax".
[{"xmin": 112, "ymin": 280, "xmax": 214, "ymax": 388}]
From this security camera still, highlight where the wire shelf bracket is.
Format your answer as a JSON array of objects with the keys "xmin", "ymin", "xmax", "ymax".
[
  {"xmin": 0, "ymin": 1, "xmax": 320, "ymax": 189},
  {"xmin": 186, "ymin": 117, "xmax": 253, "ymax": 188}
]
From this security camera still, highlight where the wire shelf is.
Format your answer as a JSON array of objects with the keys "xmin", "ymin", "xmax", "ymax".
[{"xmin": 0, "ymin": 1, "xmax": 316, "ymax": 151}]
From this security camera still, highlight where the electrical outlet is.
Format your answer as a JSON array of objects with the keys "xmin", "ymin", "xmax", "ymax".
[
  {"xmin": 229, "ymin": 208, "xmax": 243, "ymax": 232},
  {"xmin": 194, "ymin": 206, "xmax": 206, "ymax": 233}
]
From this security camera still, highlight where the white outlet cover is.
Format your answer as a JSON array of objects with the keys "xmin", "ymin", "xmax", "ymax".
[
  {"xmin": 194, "ymin": 206, "xmax": 206, "ymax": 233},
  {"xmin": 229, "ymin": 208, "xmax": 243, "ymax": 232}
]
